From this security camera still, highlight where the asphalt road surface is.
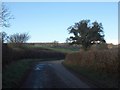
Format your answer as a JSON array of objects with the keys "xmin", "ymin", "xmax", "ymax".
[{"xmin": 21, "ymin": 60, "xmax": 91, "ymax": 88}]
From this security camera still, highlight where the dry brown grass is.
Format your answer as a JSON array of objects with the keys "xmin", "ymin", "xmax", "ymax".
[{"xmin": 64, "ymin": 47, "xmax": 118, "ymax": 73}]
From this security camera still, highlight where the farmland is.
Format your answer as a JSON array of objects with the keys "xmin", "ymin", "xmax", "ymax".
[{"xmin": 2, "ymin": 43, "xmax": 119, "ymax": 88}]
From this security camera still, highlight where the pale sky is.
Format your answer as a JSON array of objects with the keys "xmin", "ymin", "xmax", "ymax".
[{"xmin": 3, "ymin": 2, "xmax": 118, "ymax": 44}]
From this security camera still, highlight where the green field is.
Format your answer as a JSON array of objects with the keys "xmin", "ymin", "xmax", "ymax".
[{"xmin": 24, "ymin": 44, "xmax": 80, "ymax": 53}]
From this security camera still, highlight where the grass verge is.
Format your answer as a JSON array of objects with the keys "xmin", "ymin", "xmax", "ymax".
[
  {"xmin": 62, "ymin": 63, "xmax": 118, "ymax": 88},
  {"xmin": 2, "ymin": 59, "xmax": 43, "ymax": 88},
  {"xmin": 2, "ymin": 58, "xmax": 64, "ymax": 88}
]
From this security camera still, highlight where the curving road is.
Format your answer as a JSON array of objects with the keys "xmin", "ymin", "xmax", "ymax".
[{"xmin": 21, "ymin": 60, "xmax": 92, "ymax": 88}]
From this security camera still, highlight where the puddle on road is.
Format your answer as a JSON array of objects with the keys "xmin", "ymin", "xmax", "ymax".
[
  {"xmin": 34, "ymin": 63, "xmax": 53, "ymax": 71},
  {"xmin": 22, "ymin": 62, "xmax": 69, "ymax": 88},
  {"xmin": 35, "ymin": 67, "xmax": 42, "ymax": 70},
  {"xmin": 34, "ymin": 64, "xmax": 46, "ymax": 71}
]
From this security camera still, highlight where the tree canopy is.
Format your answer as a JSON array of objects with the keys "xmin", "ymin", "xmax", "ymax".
[{"xmin": 67, "ymin": 19, "xmax": 106, "ymax": 50}]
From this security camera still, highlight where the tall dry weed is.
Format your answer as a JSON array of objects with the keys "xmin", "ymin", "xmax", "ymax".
[{"xmin": 65, "ymin": 48, "xmax": 118, "ymax": 73}]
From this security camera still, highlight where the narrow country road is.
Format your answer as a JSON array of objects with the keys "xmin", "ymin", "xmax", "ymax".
[{"xmin": 21, "ymin": 60, "xmax": 91, "ymax": 88}]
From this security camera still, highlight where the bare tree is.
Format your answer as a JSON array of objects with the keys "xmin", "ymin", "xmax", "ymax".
[
  {"xmin": 8, "ymin": 33, "xmax": 30, "ymax": 43},
  {"xmin": 0, "ymin": 32, "xmax": 8, "ymax": 43},
  {"xmin": 53, "ymin": 40, "xmax": 59, "ymax": 47},
  {"xmin": 0, "ymin": 3, "xmax": 13, "ymax": 27},
  {"xmin": 0, "ymin": 3, "xmax": 14, "ymax": 44}
]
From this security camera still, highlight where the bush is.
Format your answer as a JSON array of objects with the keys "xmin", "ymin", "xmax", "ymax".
[
  {"xmin": 64, "ymin": 48, "xmax": 118, "ymax": 73},
  {"xmin": 2, "ymin": 44, "xmax": 66, "ymax": 66},
  {"xmin": 64, "ymin": 48, "xmax": 119, "ymax": 88}
]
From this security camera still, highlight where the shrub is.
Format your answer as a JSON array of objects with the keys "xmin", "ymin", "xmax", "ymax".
[
  {"xmin": 64, "ymin": 48, "xmax": 118, "ymax": 73},
  {"xmin": 2, "ymin": 43, "xmax": 66, "ymax": 66}
]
